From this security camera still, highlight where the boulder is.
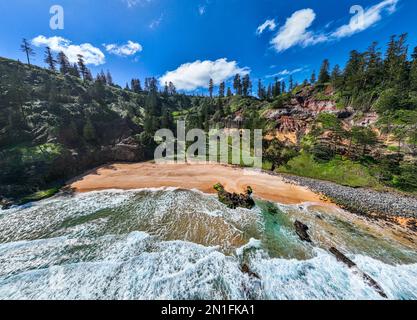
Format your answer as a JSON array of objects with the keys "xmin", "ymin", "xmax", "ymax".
[
  {"xmin": 0, "ymin": 198, "xmax": 14, "ymax": 210},
  {"xmin": 241, "ymin": 264, "xmax": 260, "ymax": 279},
  {"xmin": 294, "ymin": 220, "xmax": 312, "ymax": 243}
]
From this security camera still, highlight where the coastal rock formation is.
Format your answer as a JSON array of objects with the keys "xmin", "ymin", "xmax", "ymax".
[
  {"xmin": 241, "ymin": 264, "xmax": 260, "ymax": 279},
  {"xmin": 213, "ymin": 183, "xmax": 255, "ymax": 209},
  {"xmin": 282, "ymin": 174, "xmax": 417, "ymax": 219},
  {"xmin": 294, "ymin": 220, "xmax": 313, "ymax": 243},
  {"xmin": 329, "ymin": 247, "xmax": 387, "ymax": 298}
]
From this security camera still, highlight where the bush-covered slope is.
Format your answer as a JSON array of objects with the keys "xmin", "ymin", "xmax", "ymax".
[{"xmin": 0, "ymin": 57, "xmax": 148, "ymax": 199}]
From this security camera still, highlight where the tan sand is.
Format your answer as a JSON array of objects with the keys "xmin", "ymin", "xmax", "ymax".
[{"xmin": 69, "ymin": 162, "xmax": 329, "ymax": 205}]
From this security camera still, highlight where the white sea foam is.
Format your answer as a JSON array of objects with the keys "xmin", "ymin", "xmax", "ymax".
[{"xmin": 0, "ymin": 189, "xmax": 416, "ymax": 300}]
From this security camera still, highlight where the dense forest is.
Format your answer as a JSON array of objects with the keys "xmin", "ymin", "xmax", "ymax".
[{"xmin": 1, "ymin": 34, "xmax": 417, "ymax": 203}]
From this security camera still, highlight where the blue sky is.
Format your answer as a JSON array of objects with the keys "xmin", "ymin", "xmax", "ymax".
[{"xmin": 0, "ymin": 0, "xmax": 416, "ymax": 93}]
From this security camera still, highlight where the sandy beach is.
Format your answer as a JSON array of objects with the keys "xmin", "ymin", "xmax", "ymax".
[{"xmin": 69, "ymin": 162, "xmax": 327, "ymax": 205}]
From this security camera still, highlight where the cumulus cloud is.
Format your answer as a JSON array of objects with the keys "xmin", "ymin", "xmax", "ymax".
[
  {"xmin": 270, "ymin": 9, "xmax": 324, "ymax": 52},
  {"xmin": 159, "ymin": 58, "xmax": 250, "ymax": 91},
  {"xmin": 32, "ymin": 35, "xmax": 105, "ymax": 65},
  {"xmin": 104, "ymin": 41, "xmax": 143, "ymax": 57},
  {"xmin": 331, "ymin": 0, "xmax": 398, "ymax": 38},
  {"xmin": 270, "ymin": 0, "xmax": 399, "ymax": 52},
  {"xmin": 256, "ymin": 19, "xmax": 277, "ymax": 35}
]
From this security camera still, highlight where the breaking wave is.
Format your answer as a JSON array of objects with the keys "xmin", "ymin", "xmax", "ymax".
[{"xmin": 0, "ymin": 189, "xmax": 416, "ymax": 300}]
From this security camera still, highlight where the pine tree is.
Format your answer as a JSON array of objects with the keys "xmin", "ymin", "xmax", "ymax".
[
  {"xmin": 226, "ymin": 87, "xmax": 232, "ymax": 97},
  {"xmin": 318, "ymin": 59, "xmax": 330, "ymax": 84},
  {"xmin": 161, "ymin": 107, "xmax": 174, "ymax": 130},
  {"xmin": 363, "ymin": 42, "xmax": 383, "ymax": 89},
  {"xmin": 219, "ymin": 81, "xmax": 225, "ymax": 98},
  {"xmin": 96, "ymin": 70, "xmax": 107, "ymax": 84},
  {"xmin": 131, "ymin": 79, "xmax": 142, "ymax": 93},
  {"xmin": 289, "ymin": 75, "xmax": 294, "ymax": 91},
  {"xmin": 84, "ymin": 69, "xmax": 93, "ymax": 82},
  {"xmin": 411, "ymin": 46, "xmax": 417, "ymax": 91},
  {"xmin": 267, "ymin": 84, "xmax": 272, "ymax": 99},
  {"xmin": 233, "ymin": 74, "xmax": 242, "ymax": 95},
  {"xmin": 168, "ymin": 82, "xmax": 176, "ymax": 95},
  {"xmin": 164, "ymin": 82, "xmax": 169, "ymax": 96},
  {"xmin": 310, "ymin": 70, "xmax": 316, "ymax": 84},
  {"xmin": 208, "ymin": 78, "xmax": 214, "ymax": 98},
  {"xmin": 20, "ymin": 38, "xmax": 35, "ymax": 65},
  {"xmin": 77, "ymin": 54, "xmax": 88, "ymax": 81},
  {"xmin": 106, "ymin": 70, "xmax": 113, "ymax": 86},
  {"xmin": 281, "ymin": 81, "xmax": 286, "ymax": 93},
  {"xmin": 58, "ymin": 51, "xmax": 71, "ymax": 75},
  {"xmin": 344, "ymin": 50, "xmax": 365, "ymax": 94},
  {"xmin": 70, "ymin": 63, "xmax": 81, "ymax": 78},
  {"xmin": 273, "ymin": 78, "xmax": 281, "ymax": 97},
  {"xmin": 331, "ymin": 64, "xmax": 342, "ymax": 89},
  {"xmin": 242, "ymin": 74, "xmax": 252, "ymax": 97},
  {"xmin": 44, "ymin": 47, "xmax": 57, "ymax": 71},
  {"xmin": 257, "ymin": 79, "xmax": 265, "ymax": 99},
  {"xmin": 384, "ymin": 34, "xmax": 409, "ymax": 88}
]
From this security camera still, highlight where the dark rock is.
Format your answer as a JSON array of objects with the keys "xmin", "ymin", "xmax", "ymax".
[
  {"xmin": 337, "ymin": 110, "xmax": 353, "ymax": 119},
  {"xmin": 280, "ymin": 173, "xmax": 417, "ymax": 219},
  {"xmin": 329, "ymin": 247, "xmax": 387, "ymax": 298},
  {"xmin": 329, "ymin": 247, "xmax": 356, "ymax": 268},
  {"xmin": 1, "ymin": 199, "xmax": 14, "ymax": 210},
  {"xmin": 213, "ymin": 183, "xmax": 255, "ymax": 209},
  {"xmin": 241, "ymin": 264, "xmax": 260, "ymax": 279},
  {"xmin": 294, "ymin": 220, "xmax": 312, "ymax": 243}
]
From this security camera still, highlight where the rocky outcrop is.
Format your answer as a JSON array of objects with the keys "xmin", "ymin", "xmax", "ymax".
[
  {"xmin": 213, "ymin": 183, "xmax": 255, "ymax": 209},
  {"xmin": 294, "ymin": 220, "xmax": 313, "ymax": 243},
  {"xmin": 281, "ymin": 174, "xmax": 417, "ymax": 219},
  {"xmin": 329, "ymin": 247, "xmax": 387, "ymax": 298},
  {"xmin": 241, "ymin": 264, "xmax": 260, "ymax": 279}
]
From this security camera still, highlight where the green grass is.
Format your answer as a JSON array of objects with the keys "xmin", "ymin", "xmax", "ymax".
[
  {"xmin": 278, "ymin": 153, "xmax": 379, "ymax": 188},
  {"xmin": 172, "ymin": 110, "xmax": 189, "ymax": 118},
  {"xmin": 387, "ymin": 145, "xmax": 400, "ymax": 152},
  {"xmin": 19, "ymin": 186, "xmax": 61, "ymax": 205}
]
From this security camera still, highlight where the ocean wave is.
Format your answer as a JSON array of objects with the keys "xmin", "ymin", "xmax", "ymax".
[{"xmin": 0, "ymin": 189, "xmax": 416, "ymax": 300}]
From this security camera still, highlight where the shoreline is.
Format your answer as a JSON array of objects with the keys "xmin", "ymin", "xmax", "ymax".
[
  {"xmin": 67, "ymin": 162, "xmax": 416, "ymax": 231},
  {"xmin": 68, "ymin": 162, "xmax": 329, "ymax": 206}
]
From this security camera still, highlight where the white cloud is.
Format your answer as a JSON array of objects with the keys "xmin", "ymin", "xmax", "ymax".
[
  {"xmin": 123, "ymin": 0, "xmax": 151, "ymax": 8},
  {"xmin": 159, "ymin": 58, "xmax": 250, "ymax": 91},
  {"xmin": 149, "ymin": 14, "xmax": 164, "ymax": 29},
  {"xmin": 32, "ymin": 35, "xmax": 105, "ymax": 65},
  {"xmin": 256, "ymin": 19, "xmax": 277, "ymax": 35},
  {"xmin": 266, "ymin": 67, "xmax": 303, "ymax": 78},
  {"xmin": 270, "ymin": 0, "xmax": 399, "ymax": 52},
  {"xmin": 104, "ymin": 41, "xmax": 143, "ymax": 57},
  {"xmin": 332, "ymin": 0, "xmax": 398, "ymax": 38},
  {"xmin": 270, "ymin": 9, "xmax": 324, "ymax": 52}
]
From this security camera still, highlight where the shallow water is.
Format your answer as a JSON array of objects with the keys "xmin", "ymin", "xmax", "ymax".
[{"xmin": 0, "ymin": 188, "xmax": 416, "ymax": 300}]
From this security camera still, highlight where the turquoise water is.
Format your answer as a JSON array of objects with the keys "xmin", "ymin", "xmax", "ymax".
[{"xmin": 0, "ymin": 189, "xmax": 416, "ymax": 300}]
